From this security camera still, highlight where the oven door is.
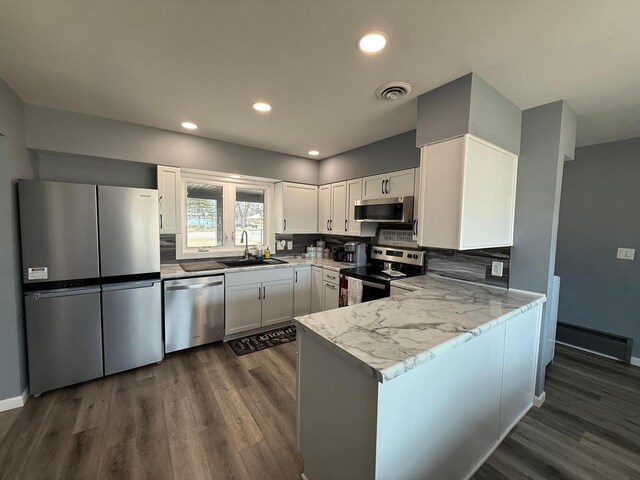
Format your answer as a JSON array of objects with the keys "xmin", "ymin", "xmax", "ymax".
[{"xmin": 340, "ymin": 274, "xmax": 389, "ymax": 307}]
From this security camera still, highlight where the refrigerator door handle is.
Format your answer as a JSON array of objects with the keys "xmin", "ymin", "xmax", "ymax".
[
  {"xmin": 102, "ymin": 281, "xmax": 160, "ymax": 292},
  {"xmin": 30, "ymin": 287, "xmax": 101, "ymax": 299},
  {"xmin": 165, "ymin": 281, "xmax": 223, "ymax": 291}
]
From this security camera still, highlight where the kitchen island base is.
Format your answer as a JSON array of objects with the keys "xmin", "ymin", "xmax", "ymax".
[{"xmin": 296, "ymin": 303, "xmax": 543, "ymax": 480}]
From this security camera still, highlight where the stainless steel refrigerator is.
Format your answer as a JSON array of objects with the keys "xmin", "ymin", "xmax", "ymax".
[{"xmin": 20, "ymin": 180, "xmax": 163, "ymax": 395}]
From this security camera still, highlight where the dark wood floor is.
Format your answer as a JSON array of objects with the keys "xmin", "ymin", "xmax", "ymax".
[{"xmin": 1, "ymin": 342, "xmax": 639, "ymax": 480}]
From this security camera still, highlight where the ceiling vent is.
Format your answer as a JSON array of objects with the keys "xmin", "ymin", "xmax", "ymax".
[{"xmin": 375, "ymin": 81, "xmax": 413, "ymax": 101}]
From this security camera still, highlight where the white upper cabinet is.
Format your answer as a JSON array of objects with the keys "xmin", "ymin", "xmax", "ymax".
[
  {"xmin": 330, "ymin": 182, "xmax": 346, "ymax": 233},
  {"xmin": 318, "ymin": 180, "xmax": 374, "ymax": 236},
  {"xmin": 387, "ymin": 169, "xmax": 415, "ymax": 198},
  {"xmin": 417, "ymin": 135, "xmax": 518, "ymax": 250},
  {"xmin": 362, "ymin": 173, "xmax": 387, "ymax": 201},
  {"xmin": 412, "ymin": 167, "xmax": 421, "ymax": 241},
  {"xmin": 274, "ymin": 182, "xmax": 318, "ymax": 234},
  {"xmin": 157, "ymin": 166, "xmax": 181, "ymax": 234},
  {"xmin": 318, "ymin": 184, "xmax": 332, "ymax": 234},
  {"xmin": 362, "ymin": 169, "xmax": 415, "ymax": 200}
]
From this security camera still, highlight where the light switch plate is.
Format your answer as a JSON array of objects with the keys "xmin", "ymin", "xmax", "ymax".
[
  {"xmin": 617, "ymin": 247, "xmax": 635, "ymax": 260},
  {"xmin": 491, "ymin": 261, "xmax": 504, "ymax": 277}
]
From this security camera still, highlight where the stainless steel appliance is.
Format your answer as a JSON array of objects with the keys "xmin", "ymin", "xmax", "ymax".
[
  {"xmin": 339, "ymin": 245, "xmax": 426, "ymax": 305},
  {"xmin": 343, "ymin": 241, "xmax": 367, "ymax": 266},
  {"xmin": 164, "ymin": 275, "xmax": 225, "ymax": 353},
  {"xmin": 19, "ymin": 180, "xmax": 162, "ymax": 394},
  {"xmin": 354, "ymin": 196, "xmax": 414, "ymax": 223}
]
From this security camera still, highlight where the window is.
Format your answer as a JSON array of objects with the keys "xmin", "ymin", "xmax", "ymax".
[
  {"xmin": 235, "ymin": 188, "xmax": 264, "ymax": 247},
  {"xmin": 186, "ymin": 183, "xmax": 224, "ymax": 249},
  {"xmin": 178, "ymin": 173, "xmax": 272, "ymax": 258}
]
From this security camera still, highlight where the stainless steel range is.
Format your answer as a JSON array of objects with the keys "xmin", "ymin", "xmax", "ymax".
[{"xmin": 339, "ymin": 242, "xmax": 426, "ymax": 305}]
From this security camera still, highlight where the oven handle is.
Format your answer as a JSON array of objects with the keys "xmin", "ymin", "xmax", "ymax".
[{"xmin": 344, "ymin": 277, "xmax": 386, "ymax": 290}]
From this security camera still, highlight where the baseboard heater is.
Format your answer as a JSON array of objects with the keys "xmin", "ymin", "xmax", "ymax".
[{"xmin": 556, "ymin": 322, "xmax": 634, "ymax": 364}]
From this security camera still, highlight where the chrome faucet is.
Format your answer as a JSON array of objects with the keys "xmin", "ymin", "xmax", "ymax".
[{"xmin": 241, "ymin": 230, "xmax": 249, "ymax": 259}]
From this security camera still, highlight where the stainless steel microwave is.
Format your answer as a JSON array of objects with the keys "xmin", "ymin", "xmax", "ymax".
[{"xmin": 354, "ymin": 196, "xmax": 414, "ymax": 223}]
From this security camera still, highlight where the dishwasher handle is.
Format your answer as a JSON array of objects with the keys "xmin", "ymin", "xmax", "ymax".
[{"xmin": 165, "ymin": 280, "xmax": 223, "ymax": 291}]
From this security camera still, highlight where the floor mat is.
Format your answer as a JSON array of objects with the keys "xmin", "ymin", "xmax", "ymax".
[{"xmin": 228, "ymin": 325, "xmax": 296, "ymax": 356}]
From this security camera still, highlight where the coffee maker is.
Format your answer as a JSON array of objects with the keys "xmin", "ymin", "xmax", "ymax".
[{"xmin": 342, "ymin": 242, "xmax": 367, "ymax": 266}]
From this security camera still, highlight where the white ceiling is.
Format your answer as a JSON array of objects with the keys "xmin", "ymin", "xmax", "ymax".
[{"xmin": 1, "ymin": 0, "xmax": 639, "ymax": 159}]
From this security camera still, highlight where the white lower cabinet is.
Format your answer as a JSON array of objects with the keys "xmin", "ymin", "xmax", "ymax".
[
  {"xmin": 311, "ymin": 266, "xmax": 340, "ymax": 313},
  {"xmin": 323, "ymin": 281, "xmax": 340, "ymax": 310},
  {"xmin": 262, "ymin": 279, "xmax": 294, "ymax": 327},
  {"xmin": 294, "ymin": 266, "xmax": 311, "ymax": 317},
  {"xmin": 225, "ymin": 283, "xmax": 262, "ymax": 335},
  {"xmin": 225, "ymin": 269, "xmax": 294, "ymax": 336},
  {"xmin": 310, "ymin": 266, "xmax": 324, "ymax": 313}
]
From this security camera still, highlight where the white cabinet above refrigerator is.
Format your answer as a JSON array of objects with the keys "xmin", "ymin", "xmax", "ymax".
[{"xmin": 416, "ymin": 135, "xmax": 518, "ymax": 250}]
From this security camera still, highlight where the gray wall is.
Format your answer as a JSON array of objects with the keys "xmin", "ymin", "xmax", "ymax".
[
  {"xmin": 34, "ymin": 152, "xmax": 156, "ymax": 189},
  {"xmin": 318, "ymin": 130, "xmax": 419, "ymax": 185},
  {"xmin": 468, "ymin": 74, "xmax": 522, "ymax": 155},
  {"xmin": 556, "ymin": 137, "xmax": 640, "ymax": 357},
  {"xmin": 510, "ymin": 100, "xmax": 577, "ymax": 396},
  {"xmin": 26, "ymin": 105, "xmax": 319, "ymax": 185},
  {"xmin": 0, "ymin": 79, "xmax": 32, "ymax": 401},
  {"xmin": 416, "ymin": 73, "xmax": 522, "ymax": 154},
  {"xmin": 416, "ymin": 74, "xmax": 472, "ymax": 148}
]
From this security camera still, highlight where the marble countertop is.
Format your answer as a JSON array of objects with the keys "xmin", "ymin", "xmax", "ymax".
[
  {"xmin": 161, "ymin": 256, "xmax": 355, "ymax": 279},
  {"xmin": 390, "ymin": 275, "xmax": 442, "ymax": 291},
  {"xmin": 295, "ymin": 274, "xmax": 545, "ymax": 383}
]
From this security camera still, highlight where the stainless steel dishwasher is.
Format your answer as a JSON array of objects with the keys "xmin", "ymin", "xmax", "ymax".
[{"xmin": 163, "ymin": 275, "xmax": 225, "ymax": 353}]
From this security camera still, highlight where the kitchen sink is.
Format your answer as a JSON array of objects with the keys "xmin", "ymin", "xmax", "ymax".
[{"xmin": 219, "ymin": 258, "xmax": 288, "ymax": 268}]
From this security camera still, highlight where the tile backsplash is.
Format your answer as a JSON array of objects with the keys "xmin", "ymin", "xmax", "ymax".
[
  {"xmin": 160, "ymin": 234, "xmax": 178, "ymax": 264},
  {"xmin": 274, "ymin": 234, "xmax": 374, "ymax": 257},
  {"xmin": 425, "ymin": 247, "xmax": 510, "ymax": 288},
  {"xmin": 162, "ymin": 232, "xmax": 510, "ymax": 288}
]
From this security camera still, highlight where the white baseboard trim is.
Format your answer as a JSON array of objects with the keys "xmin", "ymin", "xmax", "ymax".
[
  {"xmin": 533, "ymin": 391, "xmax": 546, "ymax": 408},
  {"xmin": 631, "ymin": 357, "xmax": 640, "ymax": 367},
  {"xmin": 300, "ymin": 474, "xmax": 309, "ymax": 480},
  {"xmin": 0, "ymin": 388, "xmax": 29, "ymax": 413}
]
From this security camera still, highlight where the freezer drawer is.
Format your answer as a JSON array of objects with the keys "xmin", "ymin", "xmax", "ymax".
[
  {"xmin": 164, "ymin": 275, "xmax": 225, "ymax": 353},
  {"xmin": 102, "ymin": 281, "xmax": 163, "ymax": 375},
  {"xmin": 19, "ymin": 180, "xmax": 100, "ymax": 284},
  {"xmin": 98, "ymin": 186, "xmax": 160, "ymax": 277},
  {"xmin": 25, "ymin": 288, "xmax": 103, "ymax": 395}
]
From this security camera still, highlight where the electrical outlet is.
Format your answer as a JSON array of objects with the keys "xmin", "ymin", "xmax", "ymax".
[
  {"xmin": 617, "ymin": 248, "xmax": 635, "ymax": 260},
  {"xmin": 287, "ymin": 241, "xmax": 293, "ymax": 250},
  {"xmin": 491, "ymin": 261, "xmax": 504, "ymax": 277}
]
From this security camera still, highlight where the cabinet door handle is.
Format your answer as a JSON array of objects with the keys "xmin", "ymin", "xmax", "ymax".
[
  {"xmin": 159, "ymin": 195, "xmax": 163, "ymax": 229},
  {"xmin": 345, "ymin": 219, "xmax": 348, "ymax": 232},
  {"xmin": 295, "ymin": 270, "xmax": 298, "ymax": 283},
  {"xmin": 381, "ymin": 179, "xmax": 385, "ymax": 194},
  {"xmin": 258, "ymin": 286, "xmax": 261, "ymax": 300},
  {"xmin": 413, "ymin": 219, "xmax": 417, "ymax": 236},
  {"xmin": 385, "ymin": 179, "xmax": 389, "ymax": 194},
  {"xmin": 160, "ymin": 214, "xmax": 163, "ymax": 229},
  {"xmin": 330, "ymin": 219, "xmax": 333, "ymax": 230},
  {"xmin": 263, "ymin": 286, "xmax": 266, "ymax": 299},
  {"xmin": 284, "ymin": 219, "xmax": 287, "ymax": 231}
]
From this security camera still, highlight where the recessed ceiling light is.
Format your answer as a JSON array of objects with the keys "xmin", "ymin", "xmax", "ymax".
[
  {"xmin": 308, "ymin": 150, "xmax": 320, "ymax": 156},
  {"xmin": 229, "ymin": 174, "xmax": 242, "ymax": 179},
  {"xmin": 252, "ymin": 102, "xmax": 272, "ymax": 112},
  {"xmin": 180, "ymin": 121, "xmax": 198, "ymax": 130},
  {"xmin": 356, "ymin": 32, "xmax": 388, "ymax": 54}
]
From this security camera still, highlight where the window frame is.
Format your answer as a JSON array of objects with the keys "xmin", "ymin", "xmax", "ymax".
[{"xmin": 176, "ymin": 171, "xmax": 273, "ymax": 260}]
